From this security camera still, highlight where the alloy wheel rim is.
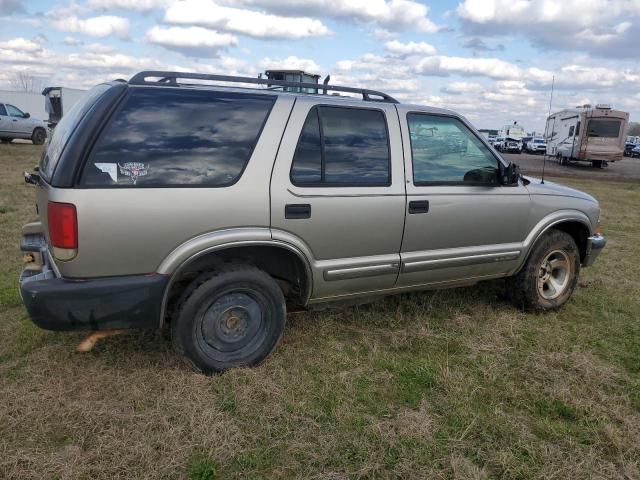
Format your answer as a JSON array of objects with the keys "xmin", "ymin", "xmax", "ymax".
[{"xmin": 537, "ymin": 249, "xmax": 571, "ymax": 300}]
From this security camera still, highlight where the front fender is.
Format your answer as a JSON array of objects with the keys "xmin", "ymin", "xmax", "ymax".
[{"xmin": 511, "ymin": 210, "xmax": 592, "ymax": 274}]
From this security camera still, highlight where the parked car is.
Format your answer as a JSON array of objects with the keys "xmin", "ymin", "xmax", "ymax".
[
  {"xmin": 501, "ymin": 137, "xmax": 523, "ymax": 153},
  {"xmin": 632, "ymin": 145, "xmax": 640, "ymax": 158},
  {"xmin": 0, "ymin": 102, "xmax": 48, "ymax": 144},
  {"xmin": 527, "ymin": 138, "xmax": 547, "ymax": 154},
  {"xmin": 487, "ymin": 134, "xmax": 497, "ymax": 145},
  {"xmin": 521, "ymin": 136, "xmax": 534, "ymax": 150},
  {"xmin": 19, "ymin": 71, "xmax": 606, "ymax": 373},
  {"xmin": 624, "ymin": 141, "xmax": 638, "ymax": 156},
  {"xmin": 493, "ymin": 136, "xmax": 505, "ymax": 150}
]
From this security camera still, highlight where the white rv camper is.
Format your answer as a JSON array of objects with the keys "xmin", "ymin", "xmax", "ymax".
[{"xmin": 545, "ymin": 105, "xmax": 629, "ymax": 168}]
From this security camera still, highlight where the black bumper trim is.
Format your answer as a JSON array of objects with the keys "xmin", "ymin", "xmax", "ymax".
[{"xmin": 20, "ymin": 274, "xmax": 168, "ymax": 331}]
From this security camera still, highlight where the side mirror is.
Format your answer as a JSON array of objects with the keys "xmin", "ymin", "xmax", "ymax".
[
  {"xmin": 499, "ymin": 162, "xmax": 520, "ymax": 185},
  {"xmin": 24, "ymin": 112, "xmax": 30, "ymax": 119}
]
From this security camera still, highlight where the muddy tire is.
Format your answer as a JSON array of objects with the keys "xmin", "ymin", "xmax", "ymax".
[
  {"xmin": 509, "ymin": 230, "xmax": 580, "ymax": 311},
  {"xmin": 171, "ymin": 263, "xmax": 286, "ymax": 374}
]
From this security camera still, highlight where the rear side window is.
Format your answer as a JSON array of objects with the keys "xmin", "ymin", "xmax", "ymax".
[
  {"xmin": 83, "ymin": 88, "xmax": 274, "ymax": 187},
  {"xmin": 587, "ymin": 119, "xmax": 621, "ymax": 138},
  {"xmin": 0, "ymin": 104, "xmax": 6, "ymax": 116},
  {"xmin": 291, "ymin": 106, "xmax": 390, "ymax": 186}
]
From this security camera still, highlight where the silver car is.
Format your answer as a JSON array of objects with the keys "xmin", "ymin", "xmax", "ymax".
[
  {"xmin": 19, "ymin": 71, "xmax": 606, "ymax": 373},
  {"xmin": 0, "ymin": 102, "xmax": 48, "ymax": 144}
]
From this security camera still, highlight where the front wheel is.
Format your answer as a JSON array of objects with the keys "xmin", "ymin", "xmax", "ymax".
[
  {"xmin": 171, "ymin": 263, "xmax": 286, "ymax": 374},
  {"xmin": 509, "ymin": 230, "xmax": 580, "ymax": 311}
]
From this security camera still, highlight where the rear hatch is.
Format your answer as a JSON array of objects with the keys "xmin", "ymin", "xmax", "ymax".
[
  {"xmin": 23, "ymin": 83, "xmax": 123, "ymax": 279},
  {"xmin": 581, "ymin": 117, "xmax": 625, "ymax": 161}
]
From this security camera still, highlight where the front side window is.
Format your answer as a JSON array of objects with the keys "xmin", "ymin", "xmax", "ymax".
[
  {"xmin": 408, "ymin": 113, "xmax": 499, "ymax": 185},
  {"xmin": 587, "ymin": 119, "xmax": 621, "ymax": 138},
  {"xmin": 6, "ymin": 104, "xmax": 25, "ymax": 117},
  {"xmin": 291, "ymin": 106, "xmax": 390, "ymax": 186},
  {"xmin": 83, "ymin": 88, "xmax": 275, "ymax": 187}
]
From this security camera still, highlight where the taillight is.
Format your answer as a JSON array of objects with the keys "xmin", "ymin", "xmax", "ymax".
[{"xmin": 48, "ymin": 201, "xmax": 78, "ymax": 249}]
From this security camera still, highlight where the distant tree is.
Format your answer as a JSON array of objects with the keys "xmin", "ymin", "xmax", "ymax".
[
  {"xmin": 9, "ymin": 72, "xmax": 45, "ymax": 93},
  {"xmin": 628, "ymin": 122, "xmax": 640, "ymax": 136}
]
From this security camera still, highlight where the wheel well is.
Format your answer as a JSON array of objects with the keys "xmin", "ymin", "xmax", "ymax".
[
  {"xmin": 163, "ymin": 245, "xmax": 310, "ymax": 325},
  {"xmin": 551, "ymin": 221, "xmax": 590, "ymax": 262}
]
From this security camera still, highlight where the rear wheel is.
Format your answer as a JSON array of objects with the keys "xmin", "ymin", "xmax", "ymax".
[
  {"xmin": 509, "ymin": 230, "xmax": 580, "ymax": 311},
  {"xmin": 592, "ymin": 160, "xmax": 604, "ymax": 169},
  {"xmin": 171, "ymin": 263, "xmax": 286, "ymax": 373},
  {"xmin": 31, "ymin": 128, "xmax": 46, "ymax": 145}
]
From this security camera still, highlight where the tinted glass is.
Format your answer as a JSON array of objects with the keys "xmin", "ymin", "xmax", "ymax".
[
  {"xmin": 321, "ymin": 107, "xmax": 390, "ymax": 185},
  {"xmin": 534, "ymin": 139, "xmax": 545, "ymax": 143},
  {"xmin": 408, "ymin": 114, "xmax": 498, "ymax": 185},
  {"xmin": 291, "ymin": 106, "xmax": 390, "ymax": 186},
  {"xmin": 568, "ymin": 126, "xmax": 575, "ymax": 137},
  {"xmin": 587, "ymin": 119, "xmax": 621, "ymax": 138},
  {"xmin": 40, "ymin": 85, "xmax": 107, "ymax": 181},
  {"xmin": 291, "ymin": 109, "xmax": 322, "ymax": 183},
  {"xmin": 84, "ymin": 88, "xmax": 274, "ymax": 187},
  {"xmin": 6, "ymin": 104, "xmax": 24, "ymax": 117},
  {"xmin": 0, "ymin": 104, "xmax": 6, "ymax": 116}
]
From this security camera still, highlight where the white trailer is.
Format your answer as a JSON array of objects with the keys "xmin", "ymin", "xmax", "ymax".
[
  {"xmin": 0, "ymin": 90, "xmax": 47, "ymax": 121},
  {"xmin": 42, "ymin": 87, "xmax": 87, "ymax": 127},
  {"xmin": 545, "ymin": 105, "xmax": 629, "ymax": 168}
]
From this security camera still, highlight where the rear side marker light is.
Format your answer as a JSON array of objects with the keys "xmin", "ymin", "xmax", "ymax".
[{"xmin": 48, "ymin": 201, "xmax": 78, "ymax": 260}]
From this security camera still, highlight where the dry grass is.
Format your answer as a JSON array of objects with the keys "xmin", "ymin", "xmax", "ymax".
[{"xmin": 1, "ymin": 144, "xmax": 639, "ymax": 479}]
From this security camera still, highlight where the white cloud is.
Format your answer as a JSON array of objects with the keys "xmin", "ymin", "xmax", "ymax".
[
  {"xmin": 50, "ymin": 15, "xmax": 130, "ymax": 39},
  {"xmin": 0, "ymin": 37, "xmax": 43, "ymax": 52},
  {"xmin": 163, "ymin": 0, "xmax": 330, "ymax": 39},
  {"xmin": 441, "ymin": 81, "xmax": 484, "ymax": 94},
  {"xmin": 146, "ymin": 26, "xmax": 237, "ymax": 57},
  {"xmin": 88, "ymin": 0, "xmax": 169, "ymax": 11},
  {"xmin": 258, "ymin": 56, "xmax": 321, "ymax": 74},
  {"xmin": 456, "ymin": 0, "xmax": 640, "ymax": 58},
  {"xmin": 233, "ymin": 0, "xmax": 439, "ymax": 32},
  {"xmin": 385, "ymin": 40, "xmax": 436, "ymax": 57},
  {"xmin": 63, "ymin": 36, "xmax": 83, "ymax": 46}
]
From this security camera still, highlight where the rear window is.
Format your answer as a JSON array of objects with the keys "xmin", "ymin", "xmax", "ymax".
[
  {"xmin": 290, "ymin": 106, "xmax": 390, "ymax": 186},
  {"xmin": 587, "ymin": 119, "xmax": 621, "ymax": 138},
  {"xmin": 40, "ymin": 85, "xmax": 107, "ymax": 181},
  {"xmin": 82, "ymin": 88, "xmax": 275, "ymax": 187}
]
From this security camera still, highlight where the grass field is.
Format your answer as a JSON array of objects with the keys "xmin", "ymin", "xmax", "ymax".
[{"xmin": 1, "ymin": 144, "xmax": 639, "ymax": 479}]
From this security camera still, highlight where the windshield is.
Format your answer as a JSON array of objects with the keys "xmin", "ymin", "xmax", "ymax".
[
  {"xmin": 587, "ymin": 119, "xmax": 621, "ymax": 138},
  {"xmin": 534, "ymin": 139, "xmax": 545, "ymax": 143},
  {"xmin": 40, "ymin": 84, "xmax": 111, "ymax": 181}
]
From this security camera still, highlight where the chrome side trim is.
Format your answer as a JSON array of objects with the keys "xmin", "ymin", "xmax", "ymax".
[
  {"xmin": 324, "ymin": 263, "xmax": 399, "ymax": 281},
  {"xmin": 402, "ymin": 251, "xmax": 521, "ymax": 273}
]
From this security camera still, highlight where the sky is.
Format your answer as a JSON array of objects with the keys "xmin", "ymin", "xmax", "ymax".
[{"xmin": 1, "ymin": 0, "xmax": 640, "ymax": 132}]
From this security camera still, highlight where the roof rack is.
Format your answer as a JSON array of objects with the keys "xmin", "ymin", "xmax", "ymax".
[{"xmin": 128, "ymin": 71, "xmax": 399, "ymax": 104}]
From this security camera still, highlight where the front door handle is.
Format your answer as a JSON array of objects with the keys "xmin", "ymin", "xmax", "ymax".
[
  {"xmin": 408, "ymin": 200, "xmax": 429, "ymax": 214},
  {"xmin": 285, "ymin": 204, "xmax": 311, "ymax": 219}
]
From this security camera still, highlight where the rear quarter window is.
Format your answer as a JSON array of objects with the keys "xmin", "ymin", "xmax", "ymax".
[{"xmin": 82, "ymin": 88, "xmax": 275, "ymax": 187}]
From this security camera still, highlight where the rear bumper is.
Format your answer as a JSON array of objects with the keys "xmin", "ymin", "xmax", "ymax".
[
  {"xmin": 20, "ymin": 273, "xmax": 168, "ymax": 331},
  {"xmin": 582, "ymin": 234, "xmax": 606, "ymax": 267},
  {"xmin": 19, "ymin": 228, "xmax": 167, "ymax": 331}
]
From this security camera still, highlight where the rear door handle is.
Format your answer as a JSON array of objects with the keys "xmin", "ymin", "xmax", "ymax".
[
  {"xmin": 285, "ymin": 204, "xmax": 311, "ymax": 219},
  {"xmin": 408, "ymin": 200, "xmax": 429, "ymax": 214}
]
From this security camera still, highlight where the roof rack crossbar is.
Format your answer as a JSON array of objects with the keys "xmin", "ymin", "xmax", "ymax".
[{"xmin": 129, "ymin": 71, "xmax": 399, "ymax": 103}]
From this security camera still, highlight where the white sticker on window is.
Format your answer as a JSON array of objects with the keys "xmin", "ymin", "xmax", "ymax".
[{"xmin": 94, "ymin": 163, "xmax": 118, "ymax": 182}]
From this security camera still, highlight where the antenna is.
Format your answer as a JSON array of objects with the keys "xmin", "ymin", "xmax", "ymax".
[{"xmin": 541, "ymin": 74, "xmax": 555, "ymax": 184}]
